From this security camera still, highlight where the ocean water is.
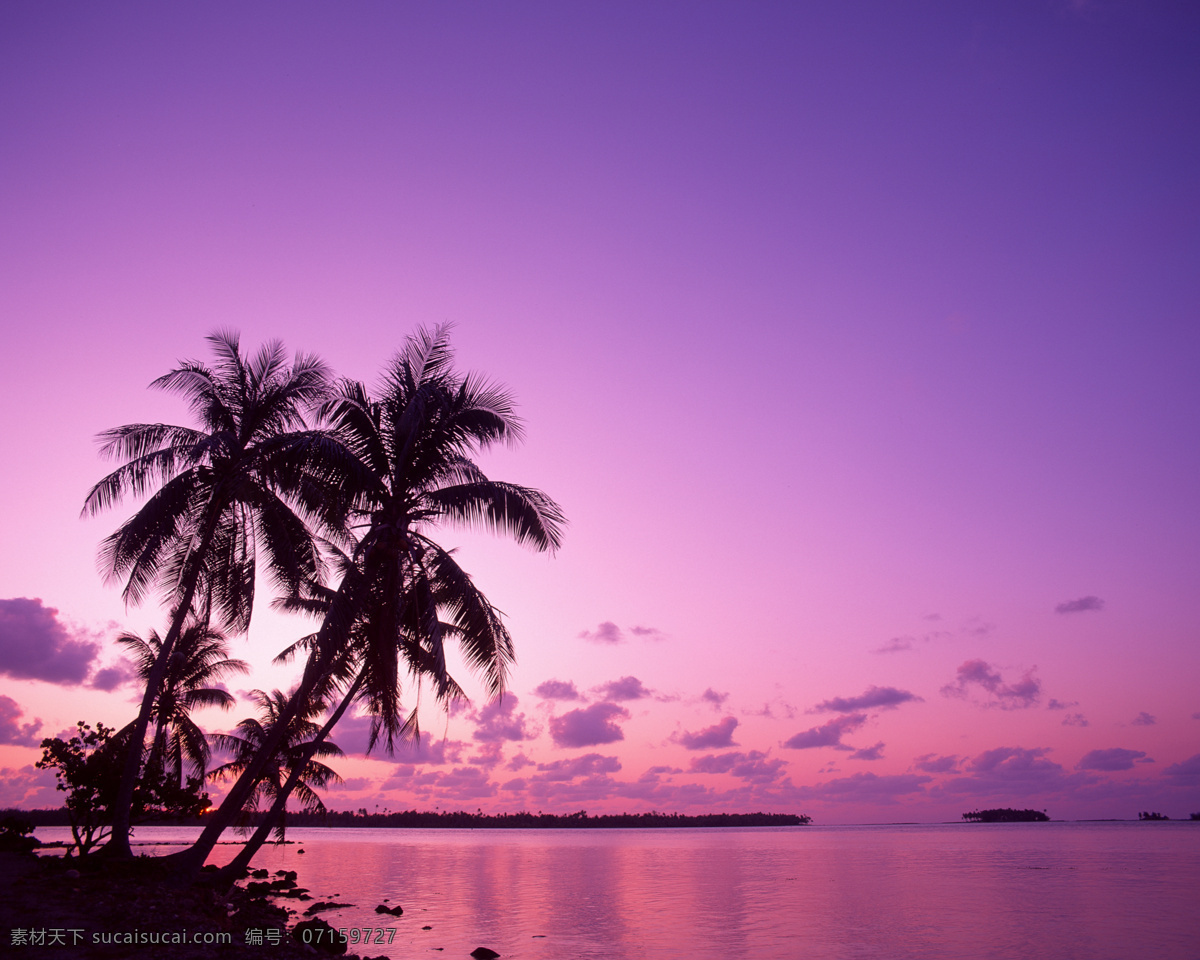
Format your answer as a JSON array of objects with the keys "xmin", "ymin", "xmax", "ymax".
[{"xmin": 37, "ymin": 822, "xmax": 1200, "ymax": 959}]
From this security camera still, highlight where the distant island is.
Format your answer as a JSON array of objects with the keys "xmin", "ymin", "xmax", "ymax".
[
  {"xmin": 962, "ymin": 808, "xmax": 1049, "ymax": 823},
  {"xmin": 5, "ymin": 807, "xmax": 810, "ymax": 830}
]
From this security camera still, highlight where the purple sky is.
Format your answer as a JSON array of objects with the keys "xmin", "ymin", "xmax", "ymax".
[{"xmin": 2, "ymin": 2, "xmax": 1198, "ymax": 823}]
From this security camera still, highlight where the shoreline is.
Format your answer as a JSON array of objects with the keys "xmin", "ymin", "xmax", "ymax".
[{"xmin": 0, "ymin": 851, "xmax": 389, "ymax": 960}]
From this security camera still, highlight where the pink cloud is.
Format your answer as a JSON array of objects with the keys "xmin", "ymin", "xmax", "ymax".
[
  {"xmin": 812, "ymin": 686, "xmax": 922, "ymax": 713},
  {"xmin": 594, "ymin": 676, "xmax": 651, "ymax": 701},
  {"xmin": 1055, "ymin": 595, "xmax": 1104, "ymax": 614},
  {"xmin": 0, "ymin": 597, "xmax": 100, "ymax": 685},
  {"xmin": 935, "ymin": 746, "xmax": 1081, "ymax": 798},
  {"xmin": 1161, "ymin": 753, "xmax": 1200, "ymax": 786},
  {"xmin": 689, "ymin": 750, "xmax": 786, "ymax": 783},
  {"xmin": 532, "ymin": 753, "xmax": 622, "ymax": 782},
  {"xmin": 578, "ymin": 621, "xmax": 623, "ymax": 644},
  {"xmin": 0, "ymin": 764, "xmax": 59, "ymax": 808},
  {"xmin": 628, "ymin": 625, "xmax": 665, "ymax": 640},
  {"xmin": 472, "ymin": 693, "xmax": 536, "ymax": 743},
  {"xmin": 849, "ymin": 742, "xmax": 886, "ymax": 761},
  {"xmin": 872, "ymin": 636, "xmax": 914, "ymax": 654},
  {"xmin": 699, "ymin": 688, "xmax": 729, "ymax": 709},
  {"xmin": 1077, "ymin": 748, "xmax": 1150, "ymax": 772},
  {"xmin": 0, "ymin": 695, "xmax": 42, "ymax": 746},
  {"xmin": 549, "ymin": 702, "xmax": 629, "ymax": 748},
  {"xmin": 913, "ymin": 753, "xmax": 960, "ymax": 774},
  {"xmin": 533, "ymin": 679, "xmax": 582, "ymax": 701},
  {"xmin": 676, "ymin": 716, "xmax": 738, "ymax": 750},
  {"xmin": 795, "ymin": 772, "xmax": 932, "ymax": 802},
  {"xmin": 941, "ymin": 660, "xmax": 1041, "ymax": 709},
  {"xmin": 782, "ymin": 713, "xmax": 867, "ymax": 750}
]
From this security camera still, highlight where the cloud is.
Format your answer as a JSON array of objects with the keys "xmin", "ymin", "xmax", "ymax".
[
  {"xmin": 813, "ymin": 686, "xmax": 922, "ymax": 713},
  {"xmin": 321, "ymin": 709, "xmax": 462, "ymax": 761},
  {"xmin": 688, "ymin": 751, "xmax": 787, "ymax": 783},
  {"xmin": 1046, "ymin": 699, "xmax": 1077, "ymax": 710},
  {"xmin": 849, "ymin": 742, "xmax": 886, "ymax": 761},
  {"xmin": 941, "ymin": 660, "xmax": 1041, "ymax": 709},
  {"xmin": 532, "ymin": 754, "xmax": 622, "ymax": 782},
  {"xmin": 578, "ymin": 621, "xmax": 623, "ymax": 644},
  {"xmin": 969, "ymin": 746, "xmax": 1059, "ymax": 778},
  {"xmin": 0, "ymin": 597, "xmax": 100, "ymax": 685},
  {"xmin": 628, "ymin": 625, "xmax": 665, "ymax": 641},
  {"xmin": 675, "ymin": 716, "xmax": 739, "ymax": 750},
  {"xmin": 549, "ymin": 702, "xmax": 629, "ymax": 748},
  {"xmin": 533, "ymin": 679, "xmax": 582, "ymax": 701},
  {"xmin": 1061, "ymin": 713, "xmax": 1089, "ymax": 727},
  {"xmin": 1077, "ymin": 748, "xmax": 1150, "ymax": 772},
  {"xmin": 506, "ymin": 751, "xmax": 534, "ymax": 771},
  {"xmin": 469, "ymin": 743, "xmax": 505, "ymax": 768},
  {"xmin": 89, "ymin": 657, "xmax": 138, "ymax": 692},
  {"xmin": 1130, "ymin": 711, "xmax": 1156, "ymax": 726},
  {"xmin": 782, "ymin": 713, "xmax": 867, "ymax": 750},
  {"xmin": 382, "ymin": 765, "xmax": 498, "ymax": 803},
  {"xmin": 0, "ymin": 696, "xmax": 42, "ymax": 746},
  {"xmin": 1055, "ymin": 596, "xmax": 1104, "ymax": 614},
  {"xmin": 795, "ymin": 772, "xmax": 932, "ymax": 802},
  {"xmin": 1161, "ymin": 753, "xmax": 1200, "ymax": 786},
  {"xmin": 594, "ymin": 676, "xmax": 651, "ymax": 701},
  {"xmin": 385, "ymin": 734, "xmax": 456, "ymax": 766},
  {"xmin": 0, "ymin": 764, "xmax": 59, "ymax": 808},
  {"xmin": 744, "ymin": 697, "xmax": 797, "ymax": 720},
  {"xmin": 577, "ymin": 622, "xmax": 664, "ymax": 644},
  {"xmin": 700, "ymin": 688, "xmax": 729, "ymax": 709},
  {"xmin": 913, "ymin": 753, "xmax": 960, "ymax": 774},
  {"xmin": 324, "ymin": 777, "xmax": 372, "ymax": 793},
  {"xmin": 472, "ymin": 694, "xmax": 536, "ymax": 743},
  {"xmin": 935, "ymin": 746, "xmax": 1077, "ymax": 798},
  {"xmin": 873, "ymin": 636, "xmax": 914, "ymax": 654}
]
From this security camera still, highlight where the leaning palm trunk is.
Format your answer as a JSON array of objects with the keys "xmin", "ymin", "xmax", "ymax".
[
  {"xmin": 107, "ymin": 510, "xmax": 222, "ymax": 857},
  {"xmin": 219, "ymin": 671, "xmax": 366, "ymax": 880},
  {"xmin": 167, "ymin": 644, "xmax": 334, "ymax": 877}
]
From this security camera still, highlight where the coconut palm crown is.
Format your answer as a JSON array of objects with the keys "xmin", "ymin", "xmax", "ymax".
[{"xmin": 313, "ymin": 325, "xmax": 566, "ymax": 750}]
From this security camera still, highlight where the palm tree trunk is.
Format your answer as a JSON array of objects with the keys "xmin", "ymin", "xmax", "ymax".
[
  {"xmin": 165, "ymin": 641, "xmax": 337, "ymax": 877},
  {"xmin": 219, "ymin": 671, "xmax": 366, "ymax": 880},
  {"xmin": 107, "ymin": 507, "xmax": 223, "ymax": 858}
]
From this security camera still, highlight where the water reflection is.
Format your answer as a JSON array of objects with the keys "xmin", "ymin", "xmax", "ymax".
[{"xmin": 55, "ymin": 822, "xmax": 1198, "ymax": 960}]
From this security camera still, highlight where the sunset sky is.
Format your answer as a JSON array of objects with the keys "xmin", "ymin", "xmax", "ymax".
[{"xmin": 1, "ymin": 2, "xmax": 1198, "ymax": 824}]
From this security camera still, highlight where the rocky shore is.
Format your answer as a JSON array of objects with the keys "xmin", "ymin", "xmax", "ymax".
[{"xmin": 0, "ymin": 851, "xmax": 386, "ymax": 960}]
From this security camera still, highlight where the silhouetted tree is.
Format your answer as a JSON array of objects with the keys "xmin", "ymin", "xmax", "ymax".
[
  {"xmin": 84, "ymin": 333, "xmax": 338, "ymax": 856},
  {"xmin": 176, "ymin": 326, "xmax": 563, "ymax": 877},
  {"xmin": 117, "ymin": 622, "xmax": 248, "ymax": 788}
]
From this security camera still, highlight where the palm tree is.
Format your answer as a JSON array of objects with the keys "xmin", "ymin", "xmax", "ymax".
[
  {"xmin": 208, "ymin": 689, "xmax": 343, "ymax": 842},
  {"xmin": 177, "ymin": 326, "xmax": 564, "ymax": 876},
  {"xmin": 83, "ymin": 332, "xmax": 338, "ymax": 856},
  {"xmin": 116, "ymin": 622, "xmax": 248, "ymax": 788}
]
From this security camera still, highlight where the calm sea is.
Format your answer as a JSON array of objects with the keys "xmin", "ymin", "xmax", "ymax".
[{"xmin": 37, "ymin": 822, "xmax": 1200, "ymax": 959}]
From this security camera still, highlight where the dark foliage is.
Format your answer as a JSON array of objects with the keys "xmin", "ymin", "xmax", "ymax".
[{"xmin": 962, "ymin": 808, "xmax": 1050, "ymax": 822}]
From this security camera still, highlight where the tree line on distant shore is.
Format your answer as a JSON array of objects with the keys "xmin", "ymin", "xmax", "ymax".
[
  {"xmin": 9, "ymin": 808, "xmax": 808, "ymax": 831},
  {"xmin": 270, "ymin": 809, "xmax": 811, "ymax": 828}
]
